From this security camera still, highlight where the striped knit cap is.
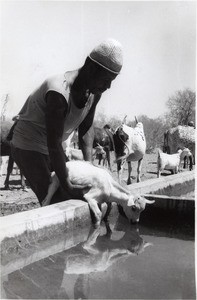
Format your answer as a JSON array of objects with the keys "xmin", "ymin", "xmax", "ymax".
[{"xmin": 89, "ymin": 38, "xmax": 123, "ymax": 74}]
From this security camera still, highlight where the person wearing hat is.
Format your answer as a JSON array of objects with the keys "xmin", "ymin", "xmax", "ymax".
[{"xmin": 11, "ymin": 38, "xmax": 123, "ymax": 205}]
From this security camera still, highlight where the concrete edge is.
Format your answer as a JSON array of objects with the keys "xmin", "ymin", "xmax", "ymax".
[
  {"xmin": 1, "ymin": 204, "xmax": 119, "ymax": 277},
  {"xmin": 0, "ymin": 200, "xmax": 91, "ymax": 253},
  {"xmin": 127, "ymin": 170, "xmax": 195, "ymax": 196},
  {"xmin": 1, "ymin": 225, "xmax": 91, "ymax": 277}
]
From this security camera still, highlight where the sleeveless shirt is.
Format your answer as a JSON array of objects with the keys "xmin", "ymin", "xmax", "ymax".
[{"xmin": 12, "ymin": 71, "xmax": 94, "ymax": 155}]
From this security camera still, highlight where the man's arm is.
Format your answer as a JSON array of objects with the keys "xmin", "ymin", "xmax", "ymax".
[
  {"xmin": 45, "ymin": 91, "xmax": 88, "ymax": 195},
  {"xmin": 78, "ymin": 94, "xmax": 101, "ymax": 162}
]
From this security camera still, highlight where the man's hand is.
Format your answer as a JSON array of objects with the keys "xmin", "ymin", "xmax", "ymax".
[
  {"xmin": 64, "ymin": 179, "xmax": 92, "ymax": 199},
  {"xmin": 42, "ymin": 172, "xmax": 92, "ymax": 207}
]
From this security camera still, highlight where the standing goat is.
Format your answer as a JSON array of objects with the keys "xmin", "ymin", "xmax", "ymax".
[
  {"xmin": 42, "ymin": 161, "xmax": 154, "ymax": 227},
  {"xmin": 157, "ymin": 148, "xmax": 192, "ymax": 177},
  {"xmin": 113, "ymin": 118, "xmax": 146, "ymax": 184}
]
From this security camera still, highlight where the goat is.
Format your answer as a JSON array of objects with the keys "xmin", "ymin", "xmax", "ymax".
[
  {"xmin": 42, "ymin": 161, "xmax": 154, "ymax": 227},
  {"xmin": 92, "ymin": 143, "xmax": 107, "ymax": 167},
  {"xmin": 93, "ymin": 125, "xmax": 114, "ymax": 171},
  {"xmin": 163, "ymin": 125, "xmax": 195, "ymax": 167},
  {"xmin": 157, "ymin": 148, "xmax": 192, "ymax": 178},
  {"xmin": 113, "ymin": 119, "xmax": 146, "ymax": 184},
  {"xmin": 64, "ymin": 142, "xmax": 107, "ymax": 166}
]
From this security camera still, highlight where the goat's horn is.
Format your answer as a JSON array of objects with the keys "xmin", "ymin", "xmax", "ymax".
[
  {"xmin": 114, "ymin": 155, "xmax": 127, "ymax": 163},
  {"xmin": 135, "ymin": 116, "xmax": 138, "ymax": 124},
  {"xmin": 143, "ymin": 242, "xmax": 153, "ymax": 248},
  {"xmin": 122, "ymin": 115, "xmax": 127, "ymax": 124}
]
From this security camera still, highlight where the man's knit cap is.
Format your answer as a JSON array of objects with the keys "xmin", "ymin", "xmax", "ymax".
[{"xmin": 89, "ymin": 38, "xmax": 123, "ymax": 74}]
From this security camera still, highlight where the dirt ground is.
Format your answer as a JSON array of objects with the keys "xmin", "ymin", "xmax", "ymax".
[{"xmin": 0, "ymin": 152, "xmax": 179, "ymax": 216}]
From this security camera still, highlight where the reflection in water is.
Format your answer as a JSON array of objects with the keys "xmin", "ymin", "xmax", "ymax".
[
  {"xmin": 1, "ymin": 213, "xmax": 195, "ymax": 299},
  {"xmin": 64, "ymin": 221, "xmax": 151, "ymax": 275},
  {"xmin": 2, "ymin": 217, "xmax": 150, "ymax": 299}
]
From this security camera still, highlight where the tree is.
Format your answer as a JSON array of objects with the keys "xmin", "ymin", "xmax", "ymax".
[
  {"xmin": 165, "ymin": 88, "xmax": 195, "ymax": 127},
  {"xmin": 94, "ymin": 111, "xmax": 122, "ymax": 131}
]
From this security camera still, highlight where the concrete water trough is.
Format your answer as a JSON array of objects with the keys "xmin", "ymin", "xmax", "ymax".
[{"xmin": 0, "ymin": 170, "xmax": 195, "ymax": 257}]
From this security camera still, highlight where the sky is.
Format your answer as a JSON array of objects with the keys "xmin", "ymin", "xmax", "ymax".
[{"xmin": 0, "ymin": 0, "xmax": 196, "ymax": 122}]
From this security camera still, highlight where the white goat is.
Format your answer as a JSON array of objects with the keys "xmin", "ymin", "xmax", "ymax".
[
  {"xmin": 65, "ymin": 143, "xmax": 107, "ymax": 164},
  {"xmin": 157, "ymin": 148, "xmax": 192, "ymax": 177},
  {"xmin": 65, "ymin": 147, "xmax": 84, "ymax": 161},
  {"xmin": 42, "ymin": 161, "xmax": 154, "ymax": 227},
  {"xmin": 92, "ymin": 143, "xmax": 107, "ymax": 167},
  {"xmin": 113, "ymin": 121, "xmax": 146, "ymax": 184}
]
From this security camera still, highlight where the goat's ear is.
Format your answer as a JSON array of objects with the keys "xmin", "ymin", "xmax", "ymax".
[{"xmin": 145, "ymin": 199, "xmax": 155, "ymax": 205}]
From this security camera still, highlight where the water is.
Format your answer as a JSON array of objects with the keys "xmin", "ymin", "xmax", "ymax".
[{"xmin": 1, "ymin": 207, "xmax": 195, "ymax": 299}]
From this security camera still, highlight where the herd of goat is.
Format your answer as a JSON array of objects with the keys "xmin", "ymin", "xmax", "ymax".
[{"xmin": 0, "ymin": 118, "xmax": 195, "ymax": 226}]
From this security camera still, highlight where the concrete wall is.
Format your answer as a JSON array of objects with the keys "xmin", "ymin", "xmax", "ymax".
[
  {"xmin": 0, "ymin": 200, "xmax": 91, "ymax": 254},
  {"xmin": 127, "ymin": 170, "xmax": 195, "ymax": 197}
]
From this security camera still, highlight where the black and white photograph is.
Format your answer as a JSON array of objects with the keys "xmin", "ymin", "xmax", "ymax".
[{"xmin": 0, "ymin": 1, "xmax": 196, "ymax": 299}]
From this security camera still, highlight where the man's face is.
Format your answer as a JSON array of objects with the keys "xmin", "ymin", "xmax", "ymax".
[{"xmin": 89, "ymin": 68, "xmax": 117, "ymax": 94}]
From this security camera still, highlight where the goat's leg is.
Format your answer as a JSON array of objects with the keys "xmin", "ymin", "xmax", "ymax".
[
  {"xmin": 157, "ymin": 164, "xmax": 160, "ymax": 178},
  {"xmin": 136, "ymin": 158, "xmax": 143, "ymax": 183},
  {"xmin": 4, "ymin": 156, "xmax": 14, "ymax": 189},
  {"xmin": 20, "ymin": 172, "xmax": 28, "ymax": 191},
  {"xmin": 189, "ymin": 155, "xmax": 193, "ymax": 171},
  {"xmin": 106, "ymin": 150, "xmax": 111, "ymax": 171},
  {"xmin": 84, "ymin": 196, "xmax": 102, "ymax": 228},
  {"xmin": 104, "ymin": 221, "xmax": 112, "ymax": 238},
  {"xmin": 127, "ymin": 161, "xmax": 132, "ymax": 185},
  {"xmin": 183, "ymin": 156, "xmax": 187, "ymax": 169},
  {"xmin": 42, "ymin": 173, "xmax": 60, "ymax": 206},
  {"xmin": 82, "ymin": 227, "xmax": 100, "ymax": 254},
  {"xmin": 98, "ymin": 154, "xmax": 102, "ymax": 165},
  {"xmin": 103, "ymin": 203, "xmax": 112, "ymax": 223},
  {"xmin": 157, "ymin": 169, "xmax": 161, "ymax": 178},
  {"xmin": 117, "ymin": 159, "xmax": 126, "ymax": 183},
  {"xmin": 102, "ymin": 155, "xmax": 106, "ymax": 167},
  {"xmin": 0, "ymin": 157, "xmax": 2, "ymax": 177}
]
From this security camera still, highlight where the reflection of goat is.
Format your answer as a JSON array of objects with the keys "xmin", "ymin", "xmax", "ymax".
[{"xmin": 64, "ymin": 220, "xmax": 152, "ymax": 275}]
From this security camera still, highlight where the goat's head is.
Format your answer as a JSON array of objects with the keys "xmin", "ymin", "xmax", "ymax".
[
  {"xmin": 95, "ymin": 143, "xmax": 106, "ymax": 155},
  {"xmin": 181, "ymin": 147, "xmax": 192, "ymax": 158},
  {"xmin": 113, "ymin": 125, "xmax": 129, "ymax": 158},
  {"xmin": 123, "ymin": 195, "xmax": 155, "ymax": 223}
]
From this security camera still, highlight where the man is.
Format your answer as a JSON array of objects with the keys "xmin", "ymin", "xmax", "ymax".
[{"xmin": 11, "ymin": 38, "xmax": 123, "ymax": 205}]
